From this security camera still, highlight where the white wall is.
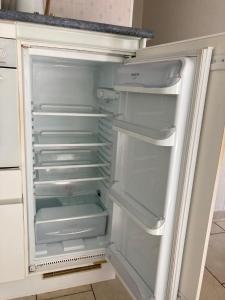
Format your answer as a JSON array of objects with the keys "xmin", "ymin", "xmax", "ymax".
[{"xmin": 142, "ymin": 0, "xmax": 225, "ymax": 45}]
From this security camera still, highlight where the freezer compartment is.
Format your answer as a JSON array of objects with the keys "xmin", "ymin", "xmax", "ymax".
[{"xmin": 35, "ymin": 196, "xmax": 108, "ymax": 244}]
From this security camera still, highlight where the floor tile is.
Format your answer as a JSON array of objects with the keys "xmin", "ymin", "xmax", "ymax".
[
  {"xmin": 54, "ymin": 292, "xmax": 95, "ymax": 300},
  {"xmin": 215, "ymin": 220, "xmax": 225, "ymax": 231},
  {"xmin": 37, "ymin": 285, "xmax": 91, "ymax": 300},
  {"xmin": 213, "ymin": 211, "xmax": 225, "ymax": 221},
  {"xmin": 206, "ymin": 232, "xmax": 225, "ymax": 283},
  {"xmin": 92, "ymin": 277, "xmax": 132, "ymax": 300},
  {"xmin": 200, "ymin": 269, "xmax": 225, "ymax": 300},
  {"xmin": 211, "ymin": 223, "xmax": 224, "ymax": 234},
  {"xmin": 12, "ymin": 297, "xmax": 36, "ymax": 300}
]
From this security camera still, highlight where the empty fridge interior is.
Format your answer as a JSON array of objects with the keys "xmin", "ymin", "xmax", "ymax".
[{"xmin": 25, "ymin": 55, "xmax": 121, "ymax": 260}]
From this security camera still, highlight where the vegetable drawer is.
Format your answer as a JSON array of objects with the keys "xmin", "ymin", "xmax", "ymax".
[{"xmin": 35, "ymin": 202, "xmax": 108, "ymax": 244}]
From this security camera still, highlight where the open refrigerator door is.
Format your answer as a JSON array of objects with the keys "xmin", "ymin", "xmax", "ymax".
[{"xmin": 106, "ymin": 49, "xmax": 212, "ymax": 300}]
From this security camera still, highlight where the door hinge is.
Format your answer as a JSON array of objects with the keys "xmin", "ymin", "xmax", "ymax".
[{"xmin": 211, "ymin": 54, "xmax": 225, "ymax": 70}]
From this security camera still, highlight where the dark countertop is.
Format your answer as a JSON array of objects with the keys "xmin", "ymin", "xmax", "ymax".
[{"xmin": 0, "ymin": 10, "xmax": 154, "ymax": 39}]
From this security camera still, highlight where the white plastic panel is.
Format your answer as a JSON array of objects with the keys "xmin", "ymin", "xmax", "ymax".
[{"xmin": 0, "ymin": 68, "xmax": 20, "ymax": 167}]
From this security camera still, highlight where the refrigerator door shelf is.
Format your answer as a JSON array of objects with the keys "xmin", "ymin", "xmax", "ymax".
[
  {"xmin": 107, "ymin": 244, "xmax": 154, "ymax": 300},
  {"xmin": 114, "ymin": 81, "xmax": 181, "ymax": 95},
  {"xmin": 114, "ymin": 59, "xmax": 182, "ymax": 93},
  {"xmin": 109, "ymin": 191, "xmax": 165, "ymax": 236},
  {"xmin": 113, "ymin": 120, "xmax": 176, "ymax": 147}
]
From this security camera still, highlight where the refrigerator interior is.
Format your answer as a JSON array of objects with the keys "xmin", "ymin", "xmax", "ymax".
[
  {"xmin": 23, "ymin": 51, "xmax": 196, "ymax": 299},
  {"xmin": 26, "ymin": 56, "xmax": 121, "ymax": 260}
]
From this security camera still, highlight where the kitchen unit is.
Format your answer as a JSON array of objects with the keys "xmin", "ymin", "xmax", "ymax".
[
  {"xmin": 0, "ymin": 36, "xmax": 25, "ymax": 284},
  {"xmin": 0, "ymin": 11, "xmax": 224, "ymax": 300}
]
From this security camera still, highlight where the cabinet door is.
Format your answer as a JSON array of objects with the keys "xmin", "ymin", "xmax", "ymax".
[
  {"xmin": 0, "ymin": 68, "xmax": 20, "ymax": 167},
  {"xmin": 0, "ymin": 169, "xmax": 22, "ymax": 201},
  {"xmin": 0, "ymin": 203, "xmax": 25, "ymax": 283}
]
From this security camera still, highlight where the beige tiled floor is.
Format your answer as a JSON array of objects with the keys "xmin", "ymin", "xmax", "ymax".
[
  {"xmin": 200, "ymin": 269, "xmax": 225, "ymax": 300},
  {"xmin": 12, "ymin": 278, "xmax": 132, "ymax": 300},
  {"xmin": 215, "ymin": 220, "xmax": 225, "ymax": 231},
  {"xmin": 37, "ymin": 285, "xmax": 92, "ymax": 300},
  {"xmin": 92, "ymin": 278, "xmax": 132, "ymax": 300},
  {"xmin": 200, "ymin": 220, "xmax": 225, "ymax": 300},
  {"xmin": 210, "ymin": 223, "xmax": 224, "ymax": 234}
]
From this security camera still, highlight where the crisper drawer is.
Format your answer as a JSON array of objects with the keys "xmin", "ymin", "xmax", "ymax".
[{"xmin": 35, "ymin": 203, "xmax": 107, "ymax": 244}]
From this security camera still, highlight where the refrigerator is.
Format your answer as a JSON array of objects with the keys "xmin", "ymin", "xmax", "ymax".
[{"xmin": 21, "ymin": 44, "xmax": 212, "ymax": 300}]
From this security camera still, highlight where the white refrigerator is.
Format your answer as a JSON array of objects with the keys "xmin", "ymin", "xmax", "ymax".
[{"xmin": 21, "ymin": 43, "xmax": 212, "ymax": 300}]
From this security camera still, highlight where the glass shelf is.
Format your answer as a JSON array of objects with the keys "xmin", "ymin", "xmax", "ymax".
[
  {"xmin": 34, "ymin": 168, "xmax": 110, "ymax": 186},
  {"xmin": 32, "ymin": 104, "xmax": 114, "ymax": 118},
  {"xmin": 33, "ymin": 131, "xmax": 112, "ymax": 149}
]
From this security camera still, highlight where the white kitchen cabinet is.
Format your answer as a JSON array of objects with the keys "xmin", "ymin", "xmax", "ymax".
[
  {"xmin": 0, "ymin": 169, "xmax": 22, "ymax": 201},
  {"xmin": 0, "ymin": 169, "xmax": 25, "ymax": 283},
  {"xmin": 0, "ymin": 203, "xmax": 25, "ymax": 283},
  {"xmin": 0, "ymin": 38, "xmax": 20, "ymax": 168}
]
